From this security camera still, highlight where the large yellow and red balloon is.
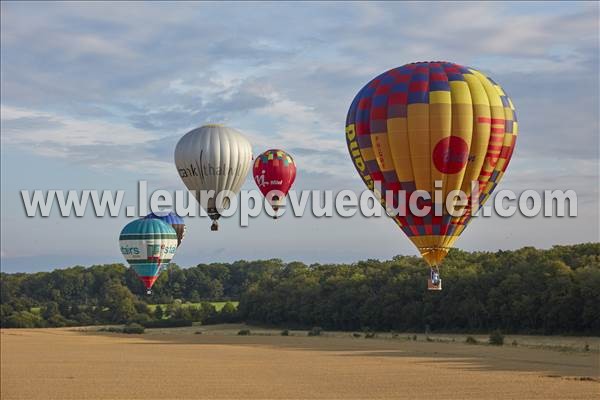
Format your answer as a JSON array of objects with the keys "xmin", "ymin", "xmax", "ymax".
[{"xmin": 345, "ymin": 61, "xmax": 518, "ymax": 267}]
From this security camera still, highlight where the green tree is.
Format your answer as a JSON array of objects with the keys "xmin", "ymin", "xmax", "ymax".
[
  {"xmin": 101, "ymin": 283, "xmax": 137, "ymax": 323},
  {"xmin": 219, "ymin": 302, "xmax": 237, "ymax": 322},
  {"xmin": 4, "ymin": 311, "xmax": 45, "ymax": 328},
  {"xmin": 41, "ymin": 301, "xmax": 61, "ymax": 320},
  {"xmin": 154, "ymin": 305, "xmax": 164, "ymax": 320},
  {"xmin": 1, "ymin": 244, "xmax": 598, "ymax": 333}
]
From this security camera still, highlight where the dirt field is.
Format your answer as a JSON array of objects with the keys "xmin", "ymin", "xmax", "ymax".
[{"xmin": 1, "ymin": 325, "xmax": 598, "ymax": 400}]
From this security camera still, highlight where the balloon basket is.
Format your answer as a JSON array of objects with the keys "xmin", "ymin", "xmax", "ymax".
[
  {"xmin": 271, "ymin": 205, "xmax": 283, "ymax": 219},
  {"xmin": 427, "ymin": 278, "xmax": 442, "ymax": 291},
  {"xmin": 211, "ymin": 221, "xmax": 219, "ymax": 231},
  {"xmin": 146, "ymin": 289, "xmax": 152, "ymax": 295}
]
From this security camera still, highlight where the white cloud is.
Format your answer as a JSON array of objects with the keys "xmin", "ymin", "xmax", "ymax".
[
  {"xmin": 0, "ymin": 105, "xmax": 179, "ymax": 183},
  {"xmin": 1, "ymin": 105, "xmax": 152, "ymax": 147}
]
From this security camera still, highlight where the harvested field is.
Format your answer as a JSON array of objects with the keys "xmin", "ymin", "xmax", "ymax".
[{"xmin": 1, "ymin": 325, "xmax": 598, "ymax": 399}]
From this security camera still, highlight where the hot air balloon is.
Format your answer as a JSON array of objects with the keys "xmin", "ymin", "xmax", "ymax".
[
  {"xmin": 145, "ymin": 211, "xmax": 186, "ymax": 247},
  {"xmin": 253, "ymin": 149, "xmax": 297, "ymax": 216},
  {"xmin": 345, "ymin": 61, "xmax": 518, "ymax": 290},
  {"xmin": 119, "ymin": 219, "xmax": 178, "ymax": 294},
  {"xmin": 174, "ymin": 124, "xmax": 253, "ymax": 231}
]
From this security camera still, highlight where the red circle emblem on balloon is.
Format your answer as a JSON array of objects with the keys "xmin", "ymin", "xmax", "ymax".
[{"xmin": 432, "ymin": 136, "xmax": 469, "ymax": 174}]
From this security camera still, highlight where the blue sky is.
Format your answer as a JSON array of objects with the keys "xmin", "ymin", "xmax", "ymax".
[{"xmin": 1, "ymin": 1, "xmax": 598, "ymax": 272}]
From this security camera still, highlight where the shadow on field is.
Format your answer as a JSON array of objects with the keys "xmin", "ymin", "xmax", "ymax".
[{"xmin": 89, "ymin": 327, "xmax": 600, "ymax": 379}]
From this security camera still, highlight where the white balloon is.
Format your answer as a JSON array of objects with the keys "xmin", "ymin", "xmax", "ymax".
[{"xmin": 174, "ymin": 124, "xmax": 253, "ymax": 230}]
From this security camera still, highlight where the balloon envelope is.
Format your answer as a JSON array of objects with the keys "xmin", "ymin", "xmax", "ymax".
[
  {"xmin": 345, "ymin": 61, "xmax": 518, "ymax": 266},
  {"xmin": 145, "ymin": 211, "xmax": 186, "ymax": 247},
  {"xmin": 253, "ymin": 149, "xmax": 296, "ymax": 210},
  {"xmin": 119, "ymin": 219, "xmax": 178, "ymax": 291},
  {"xmin": 174, "ymin": 124, "xmax": 253, "ymax": 230}
]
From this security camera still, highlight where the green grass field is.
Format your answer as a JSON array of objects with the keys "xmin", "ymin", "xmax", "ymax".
[{"xmin": 147, "ymin": 301, "xmax": 238, "ymax": 312}]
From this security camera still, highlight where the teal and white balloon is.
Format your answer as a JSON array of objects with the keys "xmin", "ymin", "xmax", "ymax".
[
  {"xmin": 119, "ymin": 219, "xmax": 178, "ymax": 294},
  {"xmin": 174, "ymin": 124, "xmax": 253, "ymax": 231}
]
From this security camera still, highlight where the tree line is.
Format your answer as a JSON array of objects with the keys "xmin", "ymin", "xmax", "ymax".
[{"xmin": 1, "ymin": 243, "xmax": 599, "ymax": 335}]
